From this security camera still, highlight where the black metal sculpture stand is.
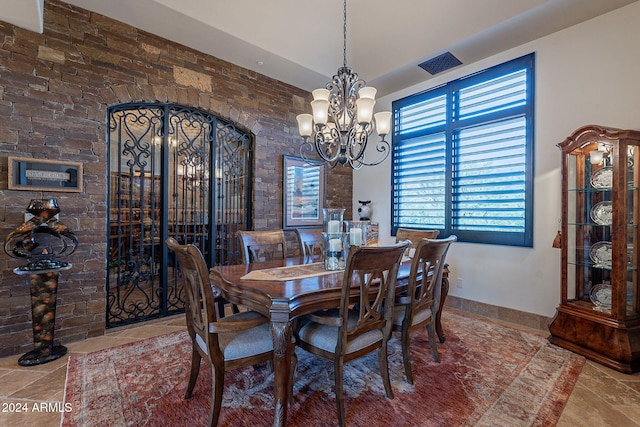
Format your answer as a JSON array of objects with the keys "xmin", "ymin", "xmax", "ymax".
[
  {"xmin": 15, "ymin": 265, "xmax": 71, "ymax": 366},
  {"xmin": 4, "ymin": 199, "xmax": 78, "ymax": 367}
]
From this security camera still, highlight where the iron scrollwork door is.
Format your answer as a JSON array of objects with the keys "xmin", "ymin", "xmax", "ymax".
[{"xmin": 107, "ymin": 103, "xmax": 253, "ymax": 327}]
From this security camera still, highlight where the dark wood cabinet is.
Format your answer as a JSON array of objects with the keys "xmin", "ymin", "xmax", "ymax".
[{"xmin": 549, "ymin": 125, "xmax": 640, "ymax": 373}]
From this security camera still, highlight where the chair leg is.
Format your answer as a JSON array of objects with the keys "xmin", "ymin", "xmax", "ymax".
[
  {"xmin": 216, "ymin": 299, "xmax": 226, "ymax": 318},
  {"xmin": 334, "ymin": 358, "xmax": 346, "ymax": 427},
  {"xmin": 289, "ymin": 349, "xmax": 297, "ymax": 405},
  {"xmin": 401, "ymin": 329, "xmax": 414, "ymax": 385},
  {"xmin": 185, "ymin": 345, "xmax": 202, "ymax": 399},
  {"xmin": 379, "ymin": 341, "xmax": 394, "ymax": 399},
  {"xmin": 427, "ymin": 321, "xmax": 441, "ymax": 363},
  {"xmin": 209, "ymin": 363, "xmax": 224, "ymax": 427},
  {"xmin": 216, "ymin": 299, "xmax": 240, "ymax": 318}
]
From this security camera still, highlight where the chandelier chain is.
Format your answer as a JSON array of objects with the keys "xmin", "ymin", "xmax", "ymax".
[{"xmin": 343, "ymin": 0, "xmax": 347, "ymax": 68}]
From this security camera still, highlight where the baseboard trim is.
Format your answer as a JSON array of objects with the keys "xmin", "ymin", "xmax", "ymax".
[{"xmin": 445, "ymin": 295, "xmax": 553, "ymax": 332}]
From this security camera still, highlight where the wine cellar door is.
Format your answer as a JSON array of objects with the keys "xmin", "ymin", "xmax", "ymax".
[{"xmin": 107, "ymin": 103, "xmax": 253, "ymax": 327}]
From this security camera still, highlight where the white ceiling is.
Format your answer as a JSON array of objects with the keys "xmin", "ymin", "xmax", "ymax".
[
  {"xmin": 0, "ymin": 0, "xmax": 43, "ymax": 33},
  {"xmin": 2, "ymin": 0, "xmax": 638, "ymax": 96}
]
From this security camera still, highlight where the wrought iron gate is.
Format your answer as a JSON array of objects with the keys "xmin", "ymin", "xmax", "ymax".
[{"xmin": 107, "ymin": 103, "xmax": 253, "ymax": 327}]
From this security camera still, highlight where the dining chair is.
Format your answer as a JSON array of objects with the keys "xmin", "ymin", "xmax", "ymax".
[
  {"xmin": 392, "ymin": 235, "xmax": 456, "ymax": 385},
  {"xmin": 166, "ymin": 237, "xmax": 274, "ymax": 427},
  {"xmin": 294, "ymin": 227, "xmax": 324, "ymax": 259},
  {"xmin": 236, "ymin": 229, "xmax": 288, "ymax": 264},
  {"xmin": 295, "ymin": 240, "xmax": 411, "ymax": 427},
  {"xmin": 395, "ymin": 227, "xmax": 440, "ymax": 248}
]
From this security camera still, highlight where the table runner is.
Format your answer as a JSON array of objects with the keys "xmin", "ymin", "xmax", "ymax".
[{"xmin": 241, "ymin": 262, "xmax": 341, "ymax": 281}]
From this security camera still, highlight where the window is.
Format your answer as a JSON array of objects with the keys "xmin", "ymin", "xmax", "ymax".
[{"xmin": 392, "ymin": 53, "xmax": 534, "ymax": 247}]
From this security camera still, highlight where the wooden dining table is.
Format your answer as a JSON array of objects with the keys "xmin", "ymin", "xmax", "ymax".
[{"xmin": 209, "ymin": 257, "xmax": 449, "ymax": 427}]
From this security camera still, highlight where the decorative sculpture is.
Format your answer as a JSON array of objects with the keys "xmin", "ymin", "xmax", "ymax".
[
  {"xmin": 357, "ymin": 200, "xmax": 372, "ymax": 221},
  {"xmin": 4, "ymin": 199, "xmax": 78, "ymax": 366}
]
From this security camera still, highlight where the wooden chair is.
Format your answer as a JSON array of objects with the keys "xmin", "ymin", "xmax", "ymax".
[
  {"xmin": 395, "ymin": 227, "xmax": 440, "ymax": 248},
  {"xmin": 236, "ymin": 229, "xmax": 288, "ymax": 264},
  {"xmin": 392, "ymin": 236, "xmax": 456, "ymax": 384},
  {"xmin": 294, "ymin": 227, "xmax": 324, "ymax": 259},
  {"xmin": 166, "ymin": 237, "xmax": 274, "ymax": 427},
  {"xmin": 295, "ymin": 240, "xmax": 411, "ymax": 427}
]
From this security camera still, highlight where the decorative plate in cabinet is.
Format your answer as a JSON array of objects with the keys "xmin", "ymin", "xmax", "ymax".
[
  {"xmin": 590, "ymin": 166, "xmax": 613, "ymax": 189},
  {"xmin": 589, "ymin": 241, "xmax": 612, "ymax": 269},
  {"xmin": 590, "ymin": 201, "xmax": 612, "ymax": 225}
]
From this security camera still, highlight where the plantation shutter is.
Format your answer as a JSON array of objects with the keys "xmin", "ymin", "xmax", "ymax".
[{"xmin": 392, "ymin": 53, "xmax": 534, "ymax": 247}]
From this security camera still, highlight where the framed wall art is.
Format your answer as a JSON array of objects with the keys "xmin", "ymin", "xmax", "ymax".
[
  {"xmin": 8, "ymin": 156, "xmax": 83, "ymax": 193},
  {"xmin": 283, "ymin": 155, "xmax": 325, "ymax": 228}
]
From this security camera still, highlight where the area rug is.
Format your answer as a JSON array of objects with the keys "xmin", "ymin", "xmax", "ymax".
[{"xmin": 61, "ymin": 311, "xmax": 584, "ymax": 426}]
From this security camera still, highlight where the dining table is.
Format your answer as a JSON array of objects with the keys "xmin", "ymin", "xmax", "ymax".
[{"xmin": 209, "ymin": 256, "xmax": 449, "ymax": 427}]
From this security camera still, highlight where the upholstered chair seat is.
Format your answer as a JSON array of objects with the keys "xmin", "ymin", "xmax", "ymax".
[
  {"xmin": 297, "ymin": 309, "xmax": 385, "ymax": 355},
  {"xmin": 193, "ymin": 310, "xmax": 273, "ymax": 360}
]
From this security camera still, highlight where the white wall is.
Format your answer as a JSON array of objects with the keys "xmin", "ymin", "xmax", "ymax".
[{"xmin": 354, "ymin": 2, "xmax": 640, "ymax": 317}]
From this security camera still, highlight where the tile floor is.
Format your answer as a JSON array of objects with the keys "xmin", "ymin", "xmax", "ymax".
[{"xmin": 0, "ymin": 310, "xmax": 638, "ymax": 427}]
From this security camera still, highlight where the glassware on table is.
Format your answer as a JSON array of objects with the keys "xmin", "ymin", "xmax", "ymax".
[
  {"xmin": 322, "ymin": 232, "xmax": 347, "ymax": 271},
  {"xmin": 344, "ymin": 220, "xmax": 369, "ymax": 247},
  {"xmin": 323, "ymin": 208, "xmax": 345, "ymax": 234}
]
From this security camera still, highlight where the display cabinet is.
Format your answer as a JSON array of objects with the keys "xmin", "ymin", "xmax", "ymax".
[{"xmin": 549, "ymin": 125, "xmax": 640, "ymax": 373}]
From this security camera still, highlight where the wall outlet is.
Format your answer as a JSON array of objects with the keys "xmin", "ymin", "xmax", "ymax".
[{"xmin": 456, "ymin": 278, "xmax": 463, "ymax": 289}]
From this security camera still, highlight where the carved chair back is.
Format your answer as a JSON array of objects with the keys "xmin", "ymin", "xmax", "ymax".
[{"xmin": 237, "ymin": 229, "xmax": 288, "ymax": 264}]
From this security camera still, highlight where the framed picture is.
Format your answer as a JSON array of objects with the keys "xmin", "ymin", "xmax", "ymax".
[
  {"xmin": 8, "ymin": 156, "xmax": 83, "ymax": 192},
  {"xmin": 283, "ymin": 155, "xmax": 325, "ymax": 228}
]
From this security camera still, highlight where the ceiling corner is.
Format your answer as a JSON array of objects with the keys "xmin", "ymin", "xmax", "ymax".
[{"xmin": 0, "ymin": 0, "xmax": 44, "ymax": 34}]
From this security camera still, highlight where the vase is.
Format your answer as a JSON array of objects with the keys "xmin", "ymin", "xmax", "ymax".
[
  {"xmin": 322, "ymin": 208, "xmax": 345, "ymax": 234},
  {"xmin": 322, "ymin": 232, "xmax": 347, "ymax": 271},
  {"xmin": 344, "ymin": 220, "xmax": 370, "ymax": 246}
]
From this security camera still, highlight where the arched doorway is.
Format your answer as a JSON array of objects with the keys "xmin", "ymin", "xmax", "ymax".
[{"xmin": 107, "ymin": 102, "xmax": 253, "ymax": 327}]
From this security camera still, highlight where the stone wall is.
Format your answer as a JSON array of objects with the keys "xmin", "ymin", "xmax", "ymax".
[{"xmin": 0, "ymin": 0, "xmax": 352, "ymax": 358}]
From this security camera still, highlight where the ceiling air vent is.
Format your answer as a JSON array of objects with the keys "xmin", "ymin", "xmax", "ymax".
[{"xmin": 418, "ymin": 52, "xmax": 462, "ymax": 75}]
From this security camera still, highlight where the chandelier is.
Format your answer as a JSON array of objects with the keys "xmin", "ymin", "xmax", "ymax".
[{"xmin": 296, "ymin": 0, "xmax": 391, "ymax": 169}]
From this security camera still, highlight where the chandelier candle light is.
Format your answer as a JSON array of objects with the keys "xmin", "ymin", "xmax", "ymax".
[{"xmin": 296, "ymin": 0, "xmax": 392, "ymax": 169}]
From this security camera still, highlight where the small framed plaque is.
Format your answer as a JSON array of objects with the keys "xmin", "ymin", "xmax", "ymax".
[{"xmin": 8, "ymin": 156, "xmax": 83, "ymax": 192}]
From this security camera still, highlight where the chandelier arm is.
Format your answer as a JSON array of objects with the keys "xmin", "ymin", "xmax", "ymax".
[
  {"xmin": 299, "ymin": 138, "xmax": 317, "ymax": 161},
  {"xmin": 352, "ymin": 139, "xmax": 391, "ymax": 168},
  {"xmin": 315, "ymin": 130, "xmax": 342, "ymax": 163},
  {"xmin": 345, "ymin": 126, "xmax": 366, "ymax": 162},
  {"xmin": 301, "ymin": 137, "xmax": 340, "ymax": 169}
]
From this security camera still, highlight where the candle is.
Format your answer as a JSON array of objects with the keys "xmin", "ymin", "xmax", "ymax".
[
  {"xmin": 327, "ymin": 220, "xmax": 340, "ymax": 233},
  {"xmin": 328, "ymin": 238, "xmax": 342, "ymax": 252},
  {"xmin": 349, "ymin": 228, "xmax": 362, "ymax": 246}
]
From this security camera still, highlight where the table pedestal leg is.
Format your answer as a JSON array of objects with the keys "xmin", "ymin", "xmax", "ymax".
[
  {"xmin": 19, "ymin": 271, "xmax": 67, "ymax": 366},
  {"xmin": 270, "ymin": 320, "xmax": 293, "ymax": 427}
]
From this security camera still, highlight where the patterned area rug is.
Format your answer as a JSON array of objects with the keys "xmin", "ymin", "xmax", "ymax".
[{"xmin": 61, "ymin": 311, "xmax": 584, "ymax": 426}]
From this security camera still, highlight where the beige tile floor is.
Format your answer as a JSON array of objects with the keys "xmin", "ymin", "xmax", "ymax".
[{"xmin": 0, "ymin": 311, "xmax": 638, "ymax": 427}]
